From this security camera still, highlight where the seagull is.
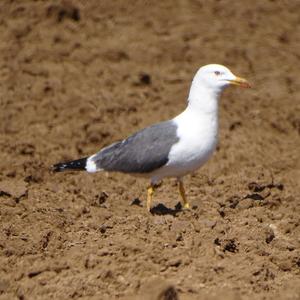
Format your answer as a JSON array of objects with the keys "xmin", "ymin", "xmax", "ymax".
[{"xmin": 53, "ymin": 64, "xmax": 250, "ymax": 212}]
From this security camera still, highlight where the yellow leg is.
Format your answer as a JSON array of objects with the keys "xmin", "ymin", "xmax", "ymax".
[
  {"xmin": 178, "ymin": 180, "xmax": 190, "ymax": 209},
  {"xmin": 147, "ymin": 185, "xmax": 154, "ymax": 212}
]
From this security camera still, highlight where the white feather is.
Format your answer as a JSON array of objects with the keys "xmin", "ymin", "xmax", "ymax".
[{"xmin": 86, "ymin": 155, "xmax": 98, "ymax": 173}]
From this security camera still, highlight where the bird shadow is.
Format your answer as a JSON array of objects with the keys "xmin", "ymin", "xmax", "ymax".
[{"xmin": 150, "ymin": 202, "xmax": 184, "ymax": 216}]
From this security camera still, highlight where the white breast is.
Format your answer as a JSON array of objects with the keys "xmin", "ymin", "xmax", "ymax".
[
  {"xmin": 167, "ymin": 109, "xmax": 218, "ymax": 175},
  {"xmin": 147, "ymin": 104, "xmax": 218, "ymax": 184}
]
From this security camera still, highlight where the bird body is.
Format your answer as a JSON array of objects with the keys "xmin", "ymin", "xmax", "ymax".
[{"xmin": 53, "ymin": 64, "xmax": 250, "ymax": 212}]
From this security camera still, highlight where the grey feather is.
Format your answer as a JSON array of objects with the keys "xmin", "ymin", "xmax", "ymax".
[{"xmin": 90, "ymin": 120, "xmax": 179, "ymax": 174}]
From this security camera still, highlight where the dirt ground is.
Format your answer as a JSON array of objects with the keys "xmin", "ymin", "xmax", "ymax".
[{"xmin": 0, "ymin": 0, "xmax": 300, "ymax": 299}]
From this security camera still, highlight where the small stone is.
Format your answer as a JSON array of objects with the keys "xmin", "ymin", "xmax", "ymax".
[
  {"xmin": 202, "ymin": 219, "xmax": 217, "ymax": 229},
  {"xmin": 28, "ymin": 269, "xmax": 45, "ymax": 278},
  {"xmin": 84, "ymin": 254, "xmax": 98, "ymax": 269},
  {"xmin": 0, "ymin": 179, "xmax": 28, "ymax": 200},
  {"xmin": 99, "ymin": 224, "xmax": 107, "ymax": 233},
  {"xmin": 139, "ymin": 72, "xmax": 151, "ymax": 85},
  {"xmin": 272, "ymin": 213, "xmax": 283, "ymax": 220},
  {"xmin": 100, "ymin": 269, "xmax": 113, "ymax": 279},
  {"xmin": 265, "ymin": 227, "xmax": 275, "ymax": 244},
  {"xmin": 98, "ymin": 248, "xmax": 110, "ymax": 256},
  {"xmin": 94, "ymin": 191, "xmax": 109, "ymax": 206},
  {"xmin": 167, "ymin": 258, "xmax": 182, "ymax": 267},
  {"xmin": 176, "ymin": 233, "xmax": 183, "ymax": 242},
  {"xmin": 117, "ymin": 275, "xmax": 127, "ymax": 284},
  {"xmin": 223, "ymin": 239, "xmax": 239, "ymax": 253},
  {"xmin": 237, "ymin": 199, "xmax": 254, "ymax": 209},
  {"xmin": 81, "ymin": 206, "xmax": 90, "ymax": 214},
  {"xmin": 278, "ymin": 261, "xmax": 292, "ymax": 271}
]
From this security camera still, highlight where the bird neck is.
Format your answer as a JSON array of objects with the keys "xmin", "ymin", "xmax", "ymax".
[{"xmin": 187, "ymin": 83, "xmax": 221, "ymax": 115}]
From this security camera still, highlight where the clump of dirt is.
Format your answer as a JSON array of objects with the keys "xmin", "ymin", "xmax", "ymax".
[{"xmin": 0, "ymin": 1, "xmax": 299, "ymax": 300}]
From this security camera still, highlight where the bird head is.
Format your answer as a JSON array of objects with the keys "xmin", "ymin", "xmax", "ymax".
[{"xmin": 195, "ymin": 64, "xmax": 250, "ymax": 91}]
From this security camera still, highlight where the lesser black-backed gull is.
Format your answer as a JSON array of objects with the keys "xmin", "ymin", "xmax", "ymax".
[{"xmin": 53, "ymin": 64, "xmax": 250, "ymax": 212}]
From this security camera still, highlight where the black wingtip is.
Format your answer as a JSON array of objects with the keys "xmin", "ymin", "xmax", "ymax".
[
  {"xmin": 52, "ymin": 157, "xmax": 88, "ymax": 172},
  {"xmin": 52, "ymin": 162, "xmax": 67, "ymax": 172}
]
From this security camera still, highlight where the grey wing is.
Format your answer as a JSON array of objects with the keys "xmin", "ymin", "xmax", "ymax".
[{"xmin": 90, "ymin": 120, "xmax": 179, "ymax": 174}]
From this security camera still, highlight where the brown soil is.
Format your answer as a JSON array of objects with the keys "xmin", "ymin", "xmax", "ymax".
[{"xmin": 0, "ymin": 1, "xmax": 300, "ymax": 299}]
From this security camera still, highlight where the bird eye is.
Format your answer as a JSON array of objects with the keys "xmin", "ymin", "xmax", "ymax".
[{"xmin": 214, "ymin": 71, "xmax": 221, "ymax": 76}]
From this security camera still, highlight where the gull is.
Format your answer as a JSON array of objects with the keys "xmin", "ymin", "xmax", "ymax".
[{"xmin": 53, "ymin": 64, "xmax": 250, "ymax": 212}]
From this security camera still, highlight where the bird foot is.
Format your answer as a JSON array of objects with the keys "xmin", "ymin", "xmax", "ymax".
[{"xmin": 183, "ymin": 202, "xmax": 190, "ymax": 210}]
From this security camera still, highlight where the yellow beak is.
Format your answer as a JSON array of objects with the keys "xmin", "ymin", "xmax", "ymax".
[{"xmin": 229, "ymin": 76, "xmax": 251, "ymax": 88}]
